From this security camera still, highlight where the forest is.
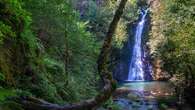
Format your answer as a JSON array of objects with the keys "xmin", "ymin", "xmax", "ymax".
[{"xmin": 0, "ymin": 0, "xmax": 195, "ymax": 110}]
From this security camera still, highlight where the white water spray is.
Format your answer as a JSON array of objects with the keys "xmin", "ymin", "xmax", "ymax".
[{"xmin": 128, "ymin": 9, "xmax": 149, "ymax": 81}]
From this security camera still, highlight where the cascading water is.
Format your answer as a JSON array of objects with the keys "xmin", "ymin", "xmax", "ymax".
[{"xmin": 128, "ymin": 9, "xmax": 150, "ymax": 81}]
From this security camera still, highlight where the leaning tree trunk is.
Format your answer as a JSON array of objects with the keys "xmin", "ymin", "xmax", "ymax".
[{"xmin": 16, "ymin": 0, "xmax": 128, "ymax": 110}]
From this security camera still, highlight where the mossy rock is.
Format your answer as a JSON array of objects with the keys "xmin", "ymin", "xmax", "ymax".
[
  {"xmin": 132, "ymin": 102, "xmax": 141, "ymax": 108},
  {"xmin": 147, "ymin": 105, "xmax": 154, "ymax": 110},
  {"xmin": 127, "ymin": 92, "xmax": 141, "ymax": 101},
  {"xmin": 159, "ymin": 103, "xmax": 168, "ymax": 110}
]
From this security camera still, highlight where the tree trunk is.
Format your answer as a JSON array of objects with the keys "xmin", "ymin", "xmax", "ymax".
[{"xmin": 16, "ymin": 0, "xmax": 128, "ymax": 110}]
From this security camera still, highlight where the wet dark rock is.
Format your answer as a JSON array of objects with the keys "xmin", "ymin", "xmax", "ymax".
[
  {"xmin": 128, "ymin": 101, "xmax": 132, "ymax": 104},
  {"xmin": 145, "ymin": 101, "xmax": 151, "ymax": 105},
  {"xmin": 139, "ymin": 101, "xmax": 144, "ymax": 105}
]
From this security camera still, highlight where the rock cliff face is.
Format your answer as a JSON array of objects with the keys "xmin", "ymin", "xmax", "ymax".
[{"xmin": 147, "ymin": 0, "xmax": 171, "ymax": 80}]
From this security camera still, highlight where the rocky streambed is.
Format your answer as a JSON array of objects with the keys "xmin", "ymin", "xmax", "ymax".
[{"xmin": 113, "ymin": 81, "xmax": 177, "ymax": 110}]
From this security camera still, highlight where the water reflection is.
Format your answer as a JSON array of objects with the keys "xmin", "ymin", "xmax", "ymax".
[
  {"xmin": 123, "ymin": 81, "xmax": 175, "ymax": 96},
  {"xmin": 114, "ymin": 82, "xmax": 175, "ymax": 110}
]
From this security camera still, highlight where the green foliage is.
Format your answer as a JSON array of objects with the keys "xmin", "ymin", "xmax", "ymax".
[
  {"xmin": 77, "ymin": 0, "xmax": 138, "ymax": 48},
  {"xmin": 20, "ymin": 0, "xmax": 100, "ymax": 103},
  {"xmin": 0, "ymin": 0, "xmax": 39, "ymax": 86},
  {"xmin": 0, "ymin": 72, "xmax": 5, "ymax": 82},
  {"xmin": 0, "ymin": 22, "xmax": 16, "ymax": 44},
  {"xmin": 0, "ymin": 88, "xmax": 16, "ymax": 101},
  {"xmin": 102, "ymin": 98, "xmax": 121, "ymax": 110},
  {"xmin": 0, "ymin": 0, "xmax": 138, "ymax": 108},
  {"xmin": 161, "ymin": 0, "xmax": 195, "ymax": 76},
  {"xmin": 0, "ymin": 0, "xmax": 37, "ymax": 50},
  {"xmin": 114, "ymin": 20, "xmax": 128, "ymax": 48},
  {"xmin": 0, "ymin": 0, "xmax": 68, "ymax": 104}
]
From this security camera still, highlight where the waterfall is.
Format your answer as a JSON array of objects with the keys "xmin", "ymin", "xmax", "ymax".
[{"xmin": 128, "ymin": 9, "xmax": 149, "ymax": 81}]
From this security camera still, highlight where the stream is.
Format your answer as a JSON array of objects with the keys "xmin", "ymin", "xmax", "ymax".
[{"xmin": 113, "ymin": 81, "xmax": 177, "ymax": 110}]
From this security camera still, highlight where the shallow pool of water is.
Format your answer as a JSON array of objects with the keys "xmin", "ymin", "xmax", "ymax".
[
  {"xmin": 113, "ymin": 81, "xmax": 176, "ymax": 110},
  {"xmin": 121, "ymin": 81, "xmax": 174, "ymax": 93}
]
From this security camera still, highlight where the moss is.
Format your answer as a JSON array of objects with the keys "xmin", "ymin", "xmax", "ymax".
[
  {"xmin": 0, "ymin": 72, "xmax": 5, "ymax": 82},
  {"xmin": 0, "ymin": 88, "xmax": 16, "ymax": 101},
  {"xmin": 0, "ymin": 0, "xmax": 38, "ymax": 86},
  {"xmin": 0, "ymin": 22, "xmax": 16, "ymax": 44}
]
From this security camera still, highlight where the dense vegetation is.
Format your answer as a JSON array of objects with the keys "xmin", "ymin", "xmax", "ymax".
[
  {"xmin": 162, "ymin": 0, "xmax": 195, "ymax": 80},
  {"xmin": 161, "ymin": 0, "xmax": 195, "ymax": 106},
  {"xmin": 0, "ymin": 0, "xmax": 195, "ymax": 109},
  {"xmin": 0, "ymin": 0, "xmax": 100, "ymax": 104},
  {"xmin": 0, "ymin": 0, "xmax": 137, "ymax": 109},
  {"xmin": 149, "ymin": 0, "xmax": 195, "ymax": 107}
]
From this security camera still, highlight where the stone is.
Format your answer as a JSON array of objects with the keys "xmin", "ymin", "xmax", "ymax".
[
  {"xmin": 127, "ymin": 92, "xmax": 141, "ymax": 101},
  {"xmin": 148, "ymin": 105, "xmax": 154, "ymax": 110}
]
